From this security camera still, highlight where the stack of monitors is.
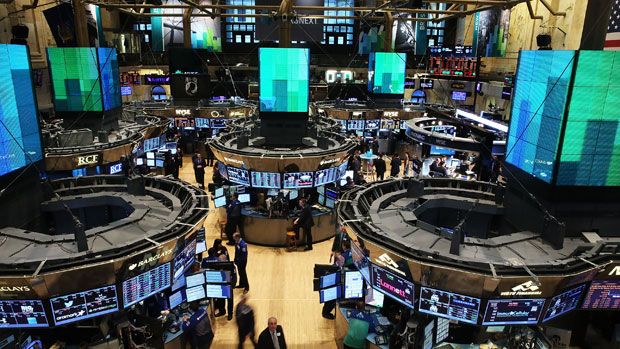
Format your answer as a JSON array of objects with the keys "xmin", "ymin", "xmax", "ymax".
[
  {"xmin": 0, "ymin": 44, "xmax": 43, "ymax": 177},
  {"xmin": 368, "ymin": 52, "xmax": 406, "ymax": 96},
  {"xmin": 317, "ymin": 270, "xmax": 364, "ymax": 303},
  {"xmin": 259, "ymin": 48, "xmax": 309, "ymax": 113},
  {"xmin": 219, "ymin": 164, "xmax": 349, "ymax": 190}
]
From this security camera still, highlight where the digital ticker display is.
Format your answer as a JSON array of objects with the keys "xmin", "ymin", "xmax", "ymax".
[
  {"xmin": 259, "ymin": 48, "xmax": 309, "ymax": 112},
  {"xmin": 227, "ymin": 167, "xmax": 250, "ymax": 186},
  {"xmin": 543, "ymin": 284, "xmax": 585, "ymax": 321},
  {"xmin": 0, "ymin": 300, "xmax": 48, "ymax": 328},
  {"xmin": 419, "ymin": 286, "xmax": 481, "ymax": 325},
  {"xmin": 368, "ymin": 52, "xmax": 406, "ymax": 95},
  {"xmin": 370, "ymin": 264, "xmax": 415, "ymax": 308},
  {"xmin": 122, "ymin": 262, "xmax": 171, "ymax": 308},
  {"xmin": 582, "ymin": 280, "xmax": 620, "ymax": 309},
  {"xmin": 250, "ymin": 171, "xmax": 281, "ymax": 189},
  {"xmin": 482, "ymin": 299, "xmax": 545, "ymax": 325},
  {"xmin": 50, "ymin": 285, "xmax": 119, "ymax": 325}
]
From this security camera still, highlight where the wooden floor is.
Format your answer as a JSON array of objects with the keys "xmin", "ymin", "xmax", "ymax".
[{"xmin": 178, "ymin": 158, "xmax": 337, "ymax": 348}]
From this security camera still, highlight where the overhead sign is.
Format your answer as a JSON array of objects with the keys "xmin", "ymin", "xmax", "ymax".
[
  {"xmin": 500, "ymin": 280, "xmax": 543, "ymax": 297},
  {"xmin": 75, "ymin": 154, "xmax": 99, "ymax": 167}
]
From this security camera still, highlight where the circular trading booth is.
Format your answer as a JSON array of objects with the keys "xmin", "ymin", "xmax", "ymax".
[
  {"xmin": 208, "ymin": 117, "xmax": 357, "ymax": 247},
  {"xmin": 332, "ymin": 177, "xmax": 620, "ymax": 348}
]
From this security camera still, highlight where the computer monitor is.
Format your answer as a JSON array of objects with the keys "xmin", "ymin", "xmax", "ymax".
[
  {"xmin": 146, "ymin": 152, "xmax": 155, "ymax": 159},
  {"xmin": 122, "ymin": 262, "xmax": 171, "ymax": 308},
  {"xmin": 320, "ymin": 272, "xmax": 340, "ymax": 288},
  {"xmin": 136, "ymin": 158, "xmax": 144, "ymax": 166},
  {"xmin": 205, "ymin": 270, "xmax": 231, "ymax": 284},
  {"xmin": 169, "ymin": 290, "xmax": 185, "ymax": 309},
  {"xmin": 238, "ymin": 193, "xmax": 250, "ymax": 203},
  {"xmin": 185, "ymin": 285, "xmax": 206, "ymax": 302},
  {"xmin": 49, "ymin": 285, "xmax": 119, "ymax": 326},
  {"xmin": 206, "ymin": 284, "xmax": 232, "ymax": 299},
  {"xmin": 214, "ymin": 196, "xmax": 227, "ymax": 208},
  {"xmin": 215, "ymin": 188, "xmax": 224, "ymax": 198},
  {"xmin": 344, "ymin": 271, "xmax": 364, "ymax": 299},
  {"xmin": 146, "ymin": 159, "xmax": 155, "ymax": 167},
  {"xmin": 365, "ymin": 286, "xmax": 385, "ymax": 308},
  {"xmin": 186, "ymin": 272, "xmax": 205, "ymax": 288},
  {"xmin": 288, "ymin": 190, "xmax": 299, "ymax": 200},
  {"xmin": 283, "ymin": 172, "xmax": 313, "ymax": 189},
  {"xmin": 320, "ymin": 286, "xmax": 342, "ymax": 303},
  {"xmin": 156, "ymin": 159, "xmax": 164, "ymax": 167},
  {"xmin": 317, "ymin": 185, "xmax": 325, "ymax": 195},
  {"xmin": 325, "ymin": 197, "xmax": 335, "ymax": 209},
  {"xmin": 172, "ymin": 274, "xmax": 186, "ymax": 292}
]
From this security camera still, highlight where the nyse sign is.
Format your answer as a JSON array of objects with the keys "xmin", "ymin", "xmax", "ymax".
[{"xmin": 76, "ymin": 154, "xmax": 99, "ymax": 167}]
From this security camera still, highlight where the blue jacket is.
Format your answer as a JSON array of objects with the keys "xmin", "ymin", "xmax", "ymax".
[
  {"xmin": 235, "ymin": 239, "xmax": 248, "ymax": 264},
  {"xmin": 227, "ymin": 199, "xmax": 242, "ymax": 218}
]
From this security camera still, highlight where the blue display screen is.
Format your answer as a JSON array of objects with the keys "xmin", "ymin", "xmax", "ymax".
[
  {"xmin": 0, "ymin": 44, "xmax": 42, "ymax": 177},
  {"xmin": 482, "ymin": 299, "xmax": 545, "ymax": 325},
  {"xmin": 320, "ymin": 272, "xmax": 340, "ymax": 288},
  {"xmin": 50, "ymin": 285, "xmax": 119, "ymax": 325},
  {"xmin": 0, "ymin": 300, "xmax": 49, "ymax": 328},
  {"xmin": 543, "ymin": 284, "xmax": 585, "ymax": 322},
  {"xmin": 206, "ymin": 284, "xmax": 232, "ymax": 299},
  {"xmin": 227, "ymin": 166, "xmax": 250, "ymax": 186},
  {"xmin": 419, "ymin": 286, "xmax": 481, "ymax": 325}
]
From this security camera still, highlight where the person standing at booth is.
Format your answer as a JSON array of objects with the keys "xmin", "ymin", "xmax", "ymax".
[
  {"xmin": 294, "ymin": 198, "xmax": 315, "ymax": 251},
  {"xmin": 193, "ymin": 153, "xmax": 207, "ymax": 189},
  {"xmin": 181, "ymin": 302, "xmax": 214, "ymax": 349},
  {"xmin": 234, "ymin": 232, "xmax": 250, "ymax": 293},
  {"xmin": 226, "ymin": 193, "xmax": 244, "ymax": 245}
]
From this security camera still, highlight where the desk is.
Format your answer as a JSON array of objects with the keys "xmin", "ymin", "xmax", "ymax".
[{"xmin": 335, "ymin": 305, "xmax": 391, "ymax": 349}]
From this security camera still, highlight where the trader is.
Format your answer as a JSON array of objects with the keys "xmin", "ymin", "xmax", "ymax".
[
  {"xmin": 193, "ymin": 153, "xmax": 207, "ymax": 189},
  {"xmin": 373, "ymin": 154, "xmax": 386, "ymax": 181},
  {"xmin": 181, "ymin": 302, "xmax": 214, "ymax": 349},
  {"xmin": 234, "ymin": 232, "xmax": 250, "ymax": 293},
  {"xmin": 257, "ymin": 317, "xmax": 287, "ymax": 349},
  {"xmin": 226, "ymin": 193, "xmax": 244, "ymax": 245},
  {"xmin": 293, "ymin": 198, "xmax": 315, "ymax": 251}
]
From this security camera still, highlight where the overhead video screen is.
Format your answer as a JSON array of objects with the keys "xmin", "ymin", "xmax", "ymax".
[
  {"xmin": 0, "ymin": 44, "xmax": 43, "ymax": 177},
  {"xmin": 250, "ymin": 171, "xmax": 281, "ymax": 189},
  {"xmin": 582, "ymin": 280, "xmax": 620, "ymax": 309},
  {"xmin": 314, "ymin": 167, "xmax": 339, "ymax": 187},
  {"xmin": 0, "ymin": 300, "xmax": 49, "ymax": 328},
  {"xmin": 259, "ymin": 48, "xmax": 309, "ymax": 113},
  {"xmin": 506, "ymin": 50, "xmax": 574, "ymax": 183},
  {"xmin": 370, "ymin": 264, "xmax": 415, "ymax": 308},
  {"xmin": 226, "ymin": 167, "xmax": 250, "ymax": 186},
  {"xmin": 543, "ymin": 284, "xmax": 585, "ymax": 322},
  {"xmin": 482, "ymin": 299, "xmax": 545, "ymax": 325},
  {"xmin": 419, "ymin": 286, "xmax": 481, "ymax": 325},
  {"xmin": 122, "ymin": 262, "xmax": 171, "ymax": 308},
  {"xmin": 50, "ymin": 285, "xmax": 119, "ymax": 326},
  {"xmin": 283, "ymin": 172, "xmax": 313, "ymax": 189},
  {"xmin": 368, "ymin": 52, "xmax": 406, "ymax": 95}
]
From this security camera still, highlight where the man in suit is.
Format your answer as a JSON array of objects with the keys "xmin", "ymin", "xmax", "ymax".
[
  {"xmin": 374, "ymin": 154, "xmax": 386, "ymax": 180},
  {"xmin": 193, "ymin": 153, "xmax": 207, "ymax": 189},
  {"xmin": 257, "ymin": 317, "xmax": 287, "ymax": 349},
  {"xmin": 226, "ymin": 193, "xmax": 244, "ymax": 245},
  {"xmin": 293, "ymin": 198, "xmax": 315, "ymax": 251}
]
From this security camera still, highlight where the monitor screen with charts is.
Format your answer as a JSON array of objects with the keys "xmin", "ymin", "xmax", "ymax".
[
  {"xmin": 344, "ymin": 271, "xmax": 364, "ymax": 299},
  {"xmin": 206, "ymin": 284, "xmax": 232, "ymax": 299},
  {"xmin": 185, "ymin": 285, "xmax": 206, "ymax": 302},
  {"xmin": 205, "ymin": 270, "xmax": 231, "ymax": 284},
  {"xmin": 418, "ymin": 286, "xmax": 481, "ymax": 325},
  {"xmin": 186, "ymin": 272, "xmax": 206, "ymax": 288},
  {"xmin": 50, "ymin": 285, "xmax": 119, "ymax": 326},
  {"xmin": 122, "ymin": 262, "xmax": 171, "ymax": 308},
  {"xmin": 169, "ymin": 290, "xmax": 185, "ymax": 309},
  {"xmin": 482, "ymin": 299, "xmax": 545, "ymax": 325}
]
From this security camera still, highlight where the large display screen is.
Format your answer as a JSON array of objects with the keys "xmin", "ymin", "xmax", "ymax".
[
  {"xmin": 368, "ymin": 52, "xmax": 406, "ymax": 95},
  {"xmin": 50, "ymin": 285, "xmax": 119, "ymax": 326},
  {"xmin": 122, "ymin": 262, "xmax": 171, "ymax": 308},
  {"xmin": 227, "ymin": 167, "xmax": 250, "ymax": 186},
  {"xmin": 557, "ymin": 51, "xmax": 620, "ymax": 186},
  {"xmin": 370, "ymin": 264, "xmax": 415, "ymax": 308},
  {"xmin": 0, "ymin": 300, "xmax": 48, "ymax": 328},
  {"xmin": 0, "ymin": 44, "xmax": 43, "ymax": 177},
  {"xmin": 97, "ymin": 48, "xmax": 122, "ymax": 111},
  {"xmin": 283, "ymin": 172, "xmax": 313, "ymax": 189},
  {"xmin": 482, "ymin": 299, "xmax": 545, "ymax": 325},
  {"xmin": 173, "ymin": 237, "xmax": 197, "ymax": 281},
  {"xmin": 259, "ymin": 48, "xmax": 309, "ymax": 113},
  {"xmin": 506, "ymin": 50, "xmax": 574, "ymax": 183},
  {"xmin": 314, "ymin": 167, "xmax": 339, "ymax": 187},
  {"xmin": 543, "ymin": 284, "xmax": 585, "ymax": 322},
  {"xmin": 250, "ymin": 171, "xmax": 281, "ymax": 189},
  {"xmin": 419, "ymin": 286, "xmax": 481, "ymax": 325},
  {"xmin": 582, "ymin": 280, "xmax": 620, "ymax": 309}
]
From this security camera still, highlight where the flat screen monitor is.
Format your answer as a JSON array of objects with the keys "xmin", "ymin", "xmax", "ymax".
[
  {"xmin": 337, "ymin": 162, "xmax": 349, "ymax": 179},
  {"xmin": 267, "ymin": 188, "xmax": 279, "ymax": 196},
  {"xmin": 314, "ymin": 167, "xmax": 339, "ymax": 187},
  {"xmin": 136, "ymin": 158, "xmax": 144, "ymax": 166},
  {"xmin": 351, "ymin": 242, "xmax": 371, "ymax": 282},
  {"xmin": 215, "ymin": 187, "xmax": 224, "ymax": 198},
  {"xmin": 482, "ymin": 299, "xmax": 546, "ymax": 325},
  {"xmin": 344, "ymin": 271, "xmax": 364, "ymax": 299},
  {"xmin": 173, "ymin": 238, "xmax": 197, "ymax": 281},
  {"xmin": 418, "ymin": 286, "xmax": 481, "ymax": 325},
  {"xmin": 370, "ymin": 264, "xmax": 415, "ymax": 308},
  {"xmin": 320, "ymin": 272, "xmax": 340, "ymax": 289},
  {"xmin": 172, "ymin": 274, "xmax": 186, "ymax": 292},
  {"xmin": 320, "ymin": 286, "xmax": 342, "ymax": 303},
  {"xmin": 206, "ymin": 284, "xmax": 232, "ymax": 299},
  {"xmin": 169, "ymin": 290, "xmax": 185, "ymax": 309},
  {"xmin": 227, "ymin": 167, "xmax": 250, "ymax": 186},
  {"xmin": 214, "ymin": 196, "xmax": 227, "ymax": 208},
  {"xmin": 50, "ymin": 285, "xmax": 119, "ymax": 326},
  {"xmin": 217, "ymin": 163, "xmax": 228, "ymax": 179},
  {"xmin": 543, "ymin": 284, "xmax": 585, "ymax": 322},
  {"xmin": 185, "ymin": 285, "xmax": 206, "ymax": 303},
  {"xmin": 238, "ymin": 193, "xmax": 250, "ymax": 203},
  {"xmin": 259, "ymin": 48, "xmax": 309, "ymax": 113},
  {"xmin": 196, "ymin": 240, "xmax": 206, "ymax": 255},
  {"xmin": 325, "ymin": 197, "xmax": 335, "ymax": 209},
  {"xmin": 146, "ymin": 151, "xmax": 155, "ymax": 159},
  {"xmin": 347, "ymin": 119, "xmax": 365, "ymax": 130},
  {"xmin": 288, "ymin": 189, "xmax": 299, "ymax": 200},
  {"xmin": 122, "ymin": 262, "xmax": 171, "ymax": 308},
  {"xmin": 283, "ymin": 172, "xmax": 313, "ymax": 189},
  {"xmin": 195, "ymin": 117, "xmax": 210, "ymax": 128},
  {"xmin": 156, "ymin": 159, "xmax": 164, "ymax": 168},
  {"xmin": 366, "ymin": 286, "xmax": 384, "ymax": 308},
  {"xmin": 317, "ymin": 194, "xmax": 326, "ymax": 206},
  {"xmin": 380, "ymin": 119, "xmax": 395, "ymax": 130},
  {"xmin": 582, "ymin": 280, "xmax": 620, "ymax": 309},
  {"xmin": 205, "ymin": 270, "xmax": 231, "ymax": 284},
  {"xmin": 144, "ymin": 137, "xmax": 159, "ymax": 152},
  {"xmin": 146, "ymin": 159, "xmax": 155, "ymax": 167},
  {"xmin": 250, "ymin": 171, "xmax": 282, "ymax": 189},
  {"xmin": 317, "ymin": 185, "xmax": 325, "ymax": 196},
  {"xmin": 430, "ymin": 146, "xmax": 455, "ymax": 156},
  {"xmin": 186, "ymin": 272, "xmax": 206, "ymax": 288},
  {"xmin": 325, "ymin": 188, "xmax": 338, "ymax": 200},
  {"xmin": 365, "ymin": 119, "xmax": 380, "ymax": 130},
  {"xmin": 211, "ymin": 118, "xmax": 227, "ymax": 129},
  {"xmin": 121, "ymin": 85, "xmax": 132, "ymax": 96},
  {"xmin": 436, "ymin": 317, "xmax": 449, "ymax": 343},
  {"xmin": 0, "ymin": 300, "xmax": 49, "ymax": 328},
  {"xmin": 451, "ymin": 91, "xmax": 467, "ymax": 101}
]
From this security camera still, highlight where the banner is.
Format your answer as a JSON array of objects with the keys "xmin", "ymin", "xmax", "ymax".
[{"xmin": 474, "ymin": 8, "xmax": 510, "ymax": 57}]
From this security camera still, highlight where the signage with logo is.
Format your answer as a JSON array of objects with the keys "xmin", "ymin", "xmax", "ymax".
[
  {"xmin": 74, "ymin": 154, "xmax": 100, "ymax": 167},
  {"xmin": 0, "ymin": 278, "xmax": 41, "ymax": 299},
  {"xmin": 119, "ymin": 239, "xmax": 178, "ymax": 278},
  {"xmin": 383, "ymin": 111, "xmax": 399, "ymax": 118},
  {"xmin": 499, "ymin": 280, "xmax": 543, "ymax": 297},
  {"xmin": 255, "ymin": 0, "xmax": 323, "ymax": 41},
  {"xmin": 175, "ymin": 109, "xmax": 192, "ymax": 116},
  {"xmin": 145, "ymin": 75, "xmax": 171, "ymax": 85}
]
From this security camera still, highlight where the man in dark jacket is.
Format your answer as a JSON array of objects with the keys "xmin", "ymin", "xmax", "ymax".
[
  {"xmin": 294, "ymin": 198, "xmax": 315, "ymax": 251},
  {"xmin": 193, "ymin": 153, "xmax": 207, "ymax": 189},
  {"xmin": 226, "ymin": 193, "xmax": 244, "ymax": 245},
  {"xmin": 236, "ymin": 295, "xmax": 257, "ymax": 349},
  {"xmin": 374, "ymin": 154, "xmax": 387, "ymax": 180},
  {"xmin": 257, "ymin": 317, "xmax": 287, "ymax": 349},
  {"xmin": 234, "ymin": 232, "xmax": 250, "ymax": 292},
  {"xmin": 181, "ymin": 302, "xmax": 213, "ymax": 349},
  {"xmin": 390, "ymin": 154, "xmax": 401, "ymax": 177}
]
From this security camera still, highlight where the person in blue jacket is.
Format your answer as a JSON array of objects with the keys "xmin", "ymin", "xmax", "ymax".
[
  {"xmin": 234, "ymin": 232, "xmax": 250, "ymax": 293},
  {"xmin": 181, "ymin": 302, "xmax": 213, "ymax": 349}
]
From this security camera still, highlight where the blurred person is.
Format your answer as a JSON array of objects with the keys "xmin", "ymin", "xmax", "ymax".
[
  {"xmin": 390, "ymin": 154, "xmax": 401, "ymax": 177},
  {"xmin": 236, "ymin": 295, "xmax": 257, "ymax": 348},
  {"xmin": 226, "ymin": 193, "xmax": 244, "ymax": 245},
  {"xmin": 374, "ymin": 154, "xmax": 386, "ymax": 181},
  {"xmin": 403, "ymin": 152, "xmax": 411, "ymax": 177}
]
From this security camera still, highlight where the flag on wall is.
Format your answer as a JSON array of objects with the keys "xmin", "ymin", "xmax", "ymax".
[{"xmin": 605, "ymin": 0, "xmax": 620, "ymax": 50}]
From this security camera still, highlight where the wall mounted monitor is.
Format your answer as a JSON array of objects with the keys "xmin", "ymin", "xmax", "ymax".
[
  {"xmin": 337, "ymin": 162, "xmax": 349, "ymax": 179},
  {"xmin": 172, "ymin": 274, "xmax": 186, "ymax": 292},
  {"xmin": 238, "ymin": 193, "xmax": 250, "ymax": 203},
  {"xmin": 121, "ymin": 85, "xmax": 132, "ymax": 96},
  {"xmin": 543, "ymin": 284, "xmax": 585, "ymax": 322},
  {"xmin": 250, "ymin": 171, "xmax": 281, "ymax": 189},
  {"xmin": 206, "ymin": 284, "xmax": 232, "ymax": 299},
  {"xmin": 430, "ymin": 146, "xmax": 455, "ymax": 156},
  {"xmin": 582, "ymin": 280, "xmax": 620, "ymax": 309},
  {"xmin": 205, "ymin": 270, "xmax": 231, "ymax": 284},
  {"xmin": 482, "ymin": 299, "xmax": 546, "ymax": 325},
  {"xmin": 186, "ymin": 271, "xmax": 206, "ymax": 288},
  {"xmin": 226, "ymin": 167, "xmax": 250, "ymax": 186},
  {"xmin": 451, "ymin": 91, "xmax": 467, "ymax": 101},
  {"xmin": 210, "ymin": 118, "xmax": 227, "ymax": 129},
  {"xmin": 365, "ymin": 119, "xmax": 380, "ymax": 130},
  {"xmin": 314, "ymin": 167, "xmax": 339, "ymax": 187},
  {"xmin": 283, "ymin": 172, "xmax": 313, "ymax": 189},
  {"xmin": 195, "ymin": 117, "xmax": 210, "ymax": 128},
  {"xmin": 368, "ymin": 52, "xmax": 406, "ymax": 96},
  {"xmin": 344, "ymin": 271, "xmax": 364, "ymax": 299},
  {"xmin": 320, "ymin": 272, "xmax": 340, "ymax": 289},
  {"xmin": 173, "ymin": 237, "xmax": 197, "ymax": 281},
  {"xmin": 347, "ymin": 119, "xmax": 365, "ymax": 131},
  {"xmin": 169, "ymin": 290, "xmax": 185, "ymax": 309},
  {"xmin": 122, "ymin": 262, "xmax": 171, "ymax": 308},
  {"xmin": 370, "ymin": 264, "xmax": 415, "ymax": 308},
  {"xmin": 259, "ymin": 48, "xmax": 309, "ymax": 113},
  {"xmin": 0, "ymin": 300, "xmax": 49, "ymax": 328},
  {"xmin": 185, "ymin": 285, "xmax": 206, "ymax": 303},
  {"xmin": 214, "ymin": 196, "xmax": 227, "ymax": 208},
  {"xmin": 320, "ymin": 286, "xmax": 342, "ymax": 303},
  {"xmin": 418, "ymin": 286, "xmax": 481, "ymax": 325},
  {"xmin": 50, "ymin": 285, "xmax": 119, "ymax": 326}
]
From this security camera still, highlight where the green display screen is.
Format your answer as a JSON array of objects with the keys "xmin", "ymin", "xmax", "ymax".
[
  {"xmin": 259, "ymin": 48, "xmax": 309, "ymax": 113},
  {"xmin": 368, "ymin": 52, "xmax": 406, "ymax": 95}
]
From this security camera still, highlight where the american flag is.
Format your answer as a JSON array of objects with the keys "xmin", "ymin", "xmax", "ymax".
[{"xmin": 606, "ymin": 0, "xmax": 620, "ymax": 50}]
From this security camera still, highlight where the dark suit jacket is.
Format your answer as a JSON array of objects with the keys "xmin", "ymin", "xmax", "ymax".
[
  {"xmin": 257, "ymin": 325, "xmax": 287, "ymax": 349},
  {"xmin": 298, "ymin": 204, "xmax": 315, "ymax": 229}
]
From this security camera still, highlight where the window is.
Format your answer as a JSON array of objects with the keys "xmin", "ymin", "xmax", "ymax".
[
  {"xmin": 225, "ymin": 0, "xmax": 256, "ymax": 43},
  {"xmin": 323, "ymin": 0, "xmax": 354, "ymax": 45}
]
